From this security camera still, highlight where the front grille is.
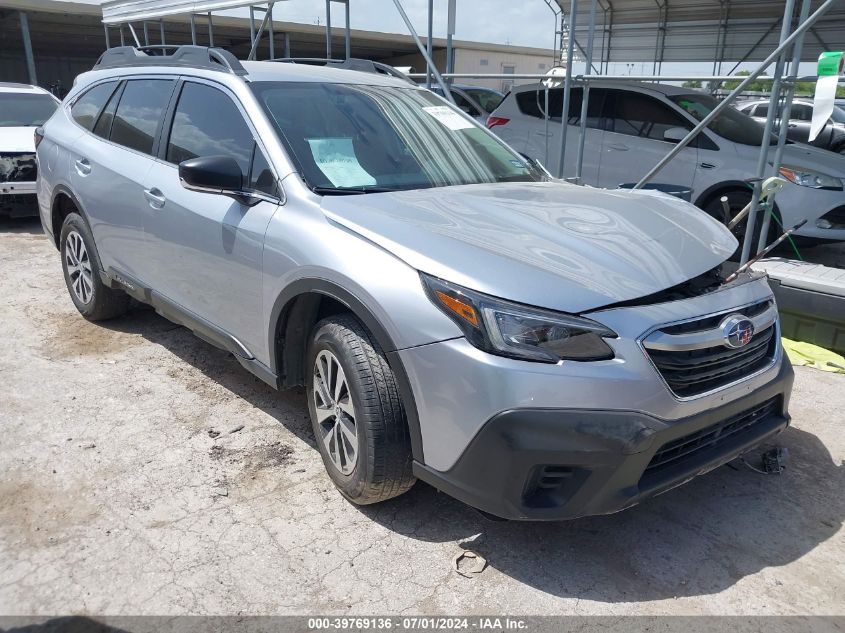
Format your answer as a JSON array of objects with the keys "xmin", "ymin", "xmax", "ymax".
[
  {"xmin": 0, "ymin": 152, "xmax": 37, "ymax": 183},
  {"xmin": 643, "ymin": 397, "xmax": 780, "ymax": 478},
  {"xmin": 644, "ymin": 300, "xmax": 777, "ymax": 398}
]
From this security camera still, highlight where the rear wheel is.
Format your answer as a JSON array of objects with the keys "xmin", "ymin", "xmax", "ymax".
[
  {"xmin": 703, "ymin": 190, "xmax": 777, "ymax": 261},
  {"xmin": 60, "ymin": 212, "xmax": 129, "ymax": 321},
  {"xmin": 306, "ymin": 314, "xmax": 415, "ymax": 505}
]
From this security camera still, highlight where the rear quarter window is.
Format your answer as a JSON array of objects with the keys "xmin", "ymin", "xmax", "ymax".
[{"xmin": 71, "ymin": 82, "xmax": 118, "ymax": 131}]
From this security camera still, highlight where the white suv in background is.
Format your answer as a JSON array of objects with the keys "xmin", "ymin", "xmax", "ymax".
[
  {"xmin": 1, "ymin": 83, "xmax": 60, "ymax": 217},
  {"xmin": 488, "ymin": 82, "xmax": 845, "ymax": 245}
]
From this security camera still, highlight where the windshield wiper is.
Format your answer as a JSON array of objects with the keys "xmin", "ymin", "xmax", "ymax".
[{"xmin": 310, "ymin": 185, "xmax": 406, "ymax": 195}]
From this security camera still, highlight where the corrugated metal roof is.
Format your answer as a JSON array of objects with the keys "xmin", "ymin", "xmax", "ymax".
[{"xmin": 559, "ymin": 0, "xmax": 845, "ymax": 63}]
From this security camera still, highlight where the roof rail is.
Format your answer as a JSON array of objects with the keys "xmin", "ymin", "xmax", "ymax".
[
  {"xmin": 93, "ymin": 45, "xmax": 248, "ymax": 76},
  {"xmin": 272, "ymin": 57, "xmax": 413, "ymax": 84}
]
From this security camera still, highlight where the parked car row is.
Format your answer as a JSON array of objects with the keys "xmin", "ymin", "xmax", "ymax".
[
  {"xmin": 487, "ymin": 81, "xmax": 845, "ymax": 246},
  {"xmin": 30, "ymin": 45, "xmax": 795, "ymax": 521}
]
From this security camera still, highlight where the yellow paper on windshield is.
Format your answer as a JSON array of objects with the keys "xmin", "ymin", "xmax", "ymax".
[{"xmin": 307, "ymin": 137, "xmax": 376, "ymax": 188}]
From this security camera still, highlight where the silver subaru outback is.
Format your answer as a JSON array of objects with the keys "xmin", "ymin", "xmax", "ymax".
[{"xmin": 36, "ymin": 46, "xmax": 792, "ymax": 520}]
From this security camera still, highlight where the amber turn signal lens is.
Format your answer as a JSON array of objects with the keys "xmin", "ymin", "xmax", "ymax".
[{"xmin": 435, "ymin": 291, "xmax": 479, "ymax": 328}]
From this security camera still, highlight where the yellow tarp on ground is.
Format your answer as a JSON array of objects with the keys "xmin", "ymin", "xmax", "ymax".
[{"xmin": 782, "ymin": 338, "xmax": 845, "ymax": 373}]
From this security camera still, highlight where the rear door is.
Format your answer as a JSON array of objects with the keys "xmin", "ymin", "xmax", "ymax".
[
  {"xmin": 503, "ymin": 86, "xmax": 604, "ymax": 183},
  {"xmin": 143, "ymin": 79, "xmax": 281, "ymax": 357},
  {"xmin": 69, "ymin": 77, "xmax": 176, "ymax": 282},
  {"xmin": 597, "ymin": 89, "xmax": 698, "ymax": 192}
]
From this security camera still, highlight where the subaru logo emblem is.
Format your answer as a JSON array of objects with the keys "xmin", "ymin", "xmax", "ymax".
[{"xmin": 721, "ymin": 314, "xmax": 755, "ymax": 349}]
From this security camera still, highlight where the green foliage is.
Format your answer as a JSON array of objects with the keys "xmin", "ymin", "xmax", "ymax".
[
  {"xmin": 723, "ymin": 71, "xmax": 845, "ymax": 98},
  {"xmin": 681, "ymin": 80, "xmax": 702, "ymax": 89}
]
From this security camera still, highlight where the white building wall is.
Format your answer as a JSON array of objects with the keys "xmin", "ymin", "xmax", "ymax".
[{"xmin": 454, "ymin": 48, "xmax": 557, "ymax": 91}]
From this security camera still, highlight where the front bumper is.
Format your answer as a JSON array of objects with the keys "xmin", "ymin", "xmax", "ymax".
[
  {"xmin": 414, "ymin": 358, "xmax": 793, "ymax": 520},
  {"xmin": 0, "ymin": 181, "xmax": 38, "ymax": 217}
]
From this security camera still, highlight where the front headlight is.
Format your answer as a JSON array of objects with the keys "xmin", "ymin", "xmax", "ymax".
[
  {"xmin": 778, "ymin": 165, "xmax": 843, "ymax": 190},
  {"xmin": 421, "ymin": 273, "xmax": 617, "ymax": 362}
]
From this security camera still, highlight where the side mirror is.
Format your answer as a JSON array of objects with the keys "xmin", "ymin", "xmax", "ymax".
[
  {"xmin": 179, "ymin": 156, "xmax": 246, "ymax": 200},
  {"xmin": 663, "ymin": 127, "xmax": 689, "ymax": 143}
]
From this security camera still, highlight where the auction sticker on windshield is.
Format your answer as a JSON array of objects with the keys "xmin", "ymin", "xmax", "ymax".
[
  {"xmin": 423, "ymin": 106, "xmax": 474, "ymax": 131},
  {"xmin": 307, "ymin": 137, "xmax": 377, "ymax": 188}
]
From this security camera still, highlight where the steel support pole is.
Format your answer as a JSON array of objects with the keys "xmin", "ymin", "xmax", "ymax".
[
  {"xmin": 159, "ymin": 20, "xmax": 165, "ymax": 45},
  {"xmin": 19, "ymin": 11, "xmax": 37, "ymax": 85},
  {"xmin": 389, "ymin": 0, "xmax": 454, "ymax": 104},
  {"xmin": 104, "ymin": 24, "xmax": 111, "ymax": 49},
  {"xmin": 739, "ymin": 0, "xmax": 796, "ymax": 265},
  {"xmin": 556, "ymin": 0, "xmax": 578, "ymax": 179},
  {"xmin": 633, "ymin": 0, "xmax": 838, "ymax": 190},
  {"xmin": 143, "ymin": 21, "xmax": 149, "ymax": 46},
  {"xmin": 127, "ymin": 23, "xmax": 141, "ymax": 47},
  {"xmin": 344, "ymin": 0, "xmax": 351, "ymax": 59},
  {"xmin": 120, "ymin": 25, "xmax": 125, "ymax": 47},
  {"xmin": 248, "ymin": 4, "xmax": 274, "ymax": 60},
  {"xmin": 446, "ymin": 0, "xmax": 456, "ymax": 81},
  {"xmin": 249, "ymin": 7, "xmax": 256, "ymax": 50},
  {"xmin": 426, "ymin": 0, "xmax": 434, "ymax": 89},
  {"xmin": 267, "ymin": 6, "xmax": 273, "ymax": 58},
  {"xmin": 575, "ymin": 0, "xmax": 598, "ymax": 183},
  {"xmin": 190, "ymin": 14, "xmax": 197, "ymax": 45},
  {"xmin": 757, "ymin": 0, "xmax": 812, "ymax": 253},
  {"xmin": 208, "ymin": 12, "xmax": 214, "ymax": 47},
  {"xmin": 325, "ymin": 0, "xmax": 332, "ymax": 59}
]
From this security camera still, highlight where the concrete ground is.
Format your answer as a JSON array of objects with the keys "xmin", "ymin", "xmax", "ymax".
[{"xmin": 1, "ymin": 217, "xmax": 843, "ymax": 616}]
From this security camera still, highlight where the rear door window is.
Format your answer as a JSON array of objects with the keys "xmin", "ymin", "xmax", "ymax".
[
  {"xmin": 606, "ymin": 90, "xmax": 691, "ymax": 141},
  {"xmin": 109, "ymin": 79, "xmax": 175, "ymax": 155},
  {"xmin": 71, "ymin": 81, "xmax": 118, "ymax": 131}
]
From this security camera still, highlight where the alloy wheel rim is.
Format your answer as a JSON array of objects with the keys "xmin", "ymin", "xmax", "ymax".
[
  {"xmin": 312, "ymin": 349, "xmax": 358, "ymax": 475},
  {"xmin": 65, "ymin": 231, "xmax": 94, "ymax": 305}
]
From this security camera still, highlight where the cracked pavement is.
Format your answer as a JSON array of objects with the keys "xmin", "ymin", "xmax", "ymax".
[{"xmin": 1, "ymin": 218, "xmax": 843, "ymax": 616}]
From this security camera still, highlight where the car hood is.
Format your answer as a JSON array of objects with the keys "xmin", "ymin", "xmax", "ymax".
[
  {"xmin": 0, "ymin": 126, "xmax": 36, "ymax": 153},
  {"xmin": 736, "ymin": 142, "xmax": 845, "ymax": 174},
  {"xmin": 321, "ymin": 181, "xmax": 736, "ymax": 313}
]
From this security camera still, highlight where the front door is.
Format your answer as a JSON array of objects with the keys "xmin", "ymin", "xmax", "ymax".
[{"xmin": 143, "ymin": 80, "xmax": 281, "ymax": 358}]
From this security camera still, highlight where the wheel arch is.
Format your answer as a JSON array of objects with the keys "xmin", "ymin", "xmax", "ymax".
[
  {"xmin": 693, "ymin": 180, "xmax": 752, "ymax": 210},
  {"xmin": 269, "ymin": 278, "xmax": 424, "ymax": 461},
  {"xmin": 50, "ymin": 185, "xmax": 89, "ymax": 249}
]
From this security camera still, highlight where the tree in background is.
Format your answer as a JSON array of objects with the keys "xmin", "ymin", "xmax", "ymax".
[
  {"xmin": 682, "ymin": 80, "xmax": 702, "ymax": 89},
  {"xmin": 723, "ymin": 70, "xmax": 845, "ymax": 97}
]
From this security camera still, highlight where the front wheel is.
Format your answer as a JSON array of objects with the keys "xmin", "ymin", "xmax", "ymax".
[{"xmin": 306, "ymin": 314, "xmax": 415, "ymax": 505}]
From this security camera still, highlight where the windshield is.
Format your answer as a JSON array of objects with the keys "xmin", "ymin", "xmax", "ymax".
[
  {"xmin": 251, "ymin": 82, "xmax": 539, "ymax": 193},
  {"xmin": 462, "ymin": 88, "xmax": 504, "ymax": 113},
  {"xmin": 670, "ymin": 93, "xmax": 775, "ymax": 146},
  {"xmin": 0, "ymin": 93, "xmax": 58, "ymax": 127}
]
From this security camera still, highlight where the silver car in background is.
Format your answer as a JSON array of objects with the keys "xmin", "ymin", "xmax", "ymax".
[
  {"xmin": 36, "ymin": 46, "xmax": 793, "ymax": 520},
  {"xmin": 736, "ymin": 99, "xmax": 845, "ymax": 154}
]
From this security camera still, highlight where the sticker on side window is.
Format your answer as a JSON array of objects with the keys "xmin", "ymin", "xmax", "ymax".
[
  {"xmin": 306, "ymin": 137, "xmax": 376, "ymax": 188},
  {"xmin": 423, "ymin": 106, "xmax": 474, "ymax": 131}
]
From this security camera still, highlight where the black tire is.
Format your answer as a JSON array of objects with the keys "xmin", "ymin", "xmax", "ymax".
[
  {"xmin": 702, "ymin": 190, "xmax": 777, "ymax": 262},
  {"xmin": 59, "ymin": 212, "xmax": 129, "ymax": 321},
  {"xmin": 306, "ymin": 314, "xmax": 415, "ymax": 505}
]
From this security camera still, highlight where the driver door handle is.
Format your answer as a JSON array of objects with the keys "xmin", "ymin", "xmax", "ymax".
[
  {"xmin": 143, "ymin": 187, "xmax": 166, "ymax": 209},
  {"xmin": 607, "ymin": 144, "xmax": 629, "ymax": 151}
]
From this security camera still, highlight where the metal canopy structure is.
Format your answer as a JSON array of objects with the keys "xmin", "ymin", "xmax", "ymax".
[{"xmin": 555, "ymin": 0, "xmax": 845, "ymax": 71}]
